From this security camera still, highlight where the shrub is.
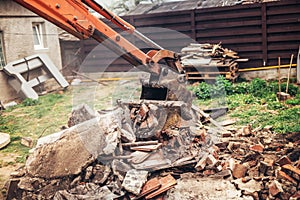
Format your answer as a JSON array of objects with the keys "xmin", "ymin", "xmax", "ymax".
[
  {"xmin": 232, "ymin": 82, "xmax": 248, "ymax": 94},
  {"xmin": 215, "ymin": 76, "xmax": 233, "ymax": 95},
  {"xmin": 268, "ymin": 82, "xmax": 299, "ymax": 96},
  {"xmin": 248, "ymin": 78, "xmax": 268, "ymax": 97},
  {"xmin": 267, "ymin": 101, "xmax": 285, "ymax": 110},
  {"xmin": 193, "ymin": 82, "xmax": 212, "ymax": 100}
]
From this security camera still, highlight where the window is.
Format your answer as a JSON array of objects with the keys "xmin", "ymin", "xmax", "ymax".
[
  {"xmin": 32, "ymin": 22, "xmax": 47, "ymax": 50},
  {"xmin": 0, "ymin": 32, "xmax": 6, "ymax": 69}
]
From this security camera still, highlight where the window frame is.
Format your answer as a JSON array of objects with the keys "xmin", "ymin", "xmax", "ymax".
[
  {"xmin": 32, "ymin": 22, "xmax": 47, "ymax": 50},
  {"xmin": 0, "ymin": 32, "xmax": 6, "ymax": 70}
]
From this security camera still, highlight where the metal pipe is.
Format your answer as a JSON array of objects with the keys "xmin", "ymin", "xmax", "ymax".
[{"xmin": 239, "ymin": 64, "xmax": 296, "ymax": 72}]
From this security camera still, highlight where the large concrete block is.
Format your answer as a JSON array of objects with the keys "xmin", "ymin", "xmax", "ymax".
[{"xmin": 26, "ymin": 109, "xmax": 123, "ymax": 179}]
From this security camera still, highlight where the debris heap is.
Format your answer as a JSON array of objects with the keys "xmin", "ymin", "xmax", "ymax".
[
  {"xmin": 4, "ymin": 102, "xmax": 300, "ymax": 200},
  {"xmin": 180, "ymin": 43, "xmax": 248, "ymax": 81}
]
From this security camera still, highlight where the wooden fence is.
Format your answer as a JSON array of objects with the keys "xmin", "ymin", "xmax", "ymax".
[{"xmin": 60, "ymin": 0, "xmax": 300, "ymax": 74}]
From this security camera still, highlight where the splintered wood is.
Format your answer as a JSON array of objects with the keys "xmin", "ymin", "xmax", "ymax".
[{"xmin": 180, "ymin": 43, "xmax": 248, "ymax": 82}]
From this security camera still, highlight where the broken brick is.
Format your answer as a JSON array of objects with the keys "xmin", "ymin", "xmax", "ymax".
[
  {"xmin": 221, "ymin": 131, "xmax": 232, "ymax": 138},
  {"xmin": 67, "ymin": 104, "xmax": 98, "ymax": 127},
  {"xmin": 206, "ymin": 154, "xmax": 218, "ymax": 167},
  {"xmin": 232, "ymin": 163, "xmax": 248, "ymax": 179},
  {"xmin": 145, "ymin": 174, "xmax": 176, "ymax": 200},
  {"xmin": 238, "ymin": 125, "xmax": 252, "ymax": 136},
  {"xmin": 250, "ymin": 144, "xmax": 264, "ymax": 153},
  {"xmin": 276, "ymin": 155, "xmax": 292, "ymax": 166},
  {"xmin": 277, "ymin": 170, "xmax": 298, "ymax": 185},
  {"xmin": 268, "ymin": 180, "xmax": 283, "ymax": 197},
  {"xmin": 203, "ymin": 169, "xmax": 215, "ymax": 176},
  {"xmin": 21, "ymin": 137, "xmax": 33, "ymax": 148},
  {"xmin": 282, "ymin": 164, "xmax": 300, "ymax": 177},
  {"xmin": 135, "ymin": 177, "xmax": 161, "ymax": 199},
  {"xmin": 138, "ymin": 103, "xmax": 149, "ymax": 120},
  {"xmin": 290, "ymin": 191, "xmax": 300, "ymax": 200},
  {"xmin": 259, "ymin": 161, "xmax": 272, "ymax": 176},
  {"xmin": 195, "ymin": 153, "xmax": 208, "ymax": 171}
]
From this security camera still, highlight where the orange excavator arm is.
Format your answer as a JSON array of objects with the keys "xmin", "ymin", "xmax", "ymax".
[{"xmin": 14, "ymin": 0, "xmax": 184, "ymax": 75}]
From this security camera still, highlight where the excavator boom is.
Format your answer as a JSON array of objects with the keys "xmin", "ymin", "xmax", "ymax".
[{"xmin": 14, "ymin": 0, "xmax": 183, "ymax": 75}]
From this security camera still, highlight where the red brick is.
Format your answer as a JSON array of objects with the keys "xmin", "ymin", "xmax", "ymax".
[
  {"xmin": 136, "ymin": 177, "xmax": 160, "ymax": 199},
  {"xmin": 232, "ymin": 163, "xmax": 248, "ymax": 179},
  {"xmin": 277, "ymin": 170, "xmax": 297, "ymax": 185},
  {"xmin": 145, "ymin": 174, "xmax": 176, "ymax": 200},
  {"xmin": 195, "ymin": 153, "xmax": 208, "ymax": 171},
  {"xmin": 276, "ymin": 156, "xmax": 292, "ymax": 166},
  {"xmin": 268, "ymin": 180, "xmax": 283, "ymax": 197},
  {"xmin": 250, "ymin": 144, "xmax": 264, "ymax": 153}
]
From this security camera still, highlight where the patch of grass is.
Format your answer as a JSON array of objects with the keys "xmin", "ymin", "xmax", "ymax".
[
  {"xmin": 192, "ymin": 78, "xmax": 300, "ymax": 134},
  {"xmin": 0, "ymin": 90, "xmax": 72, "ymax": 162}
]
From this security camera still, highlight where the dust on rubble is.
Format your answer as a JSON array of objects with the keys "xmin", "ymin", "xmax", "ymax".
[{"xmin": 2, "ymin": 101, "xmax": 300, "ymax": 200}]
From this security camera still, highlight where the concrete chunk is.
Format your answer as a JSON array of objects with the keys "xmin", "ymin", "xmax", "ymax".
[
  {"xmin": 232, "ymin": 178, "xmax": 262, "ymax": 194},
  {"xmin": 67, "ymin": 104, "xmax": 99, "ymax": 127},
  {"xmin": 26, "ymin": 110, "xmax": 123, "ymax": 179},
  {"xmin": 0, "ymin": 132, "xmax": 10, "ymax": 149},
  {"xmin": 122, "ymin": 169, "xmax": 148, "ymax": 195},
  {"xmin": 3, "ymin": 54, "xmax": 68, "ymax": 100}
]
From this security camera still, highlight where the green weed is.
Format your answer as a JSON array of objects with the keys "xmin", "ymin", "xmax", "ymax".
[{"xmin": 191, "ymin": 77, "xmax": 300, "ymax": 134}]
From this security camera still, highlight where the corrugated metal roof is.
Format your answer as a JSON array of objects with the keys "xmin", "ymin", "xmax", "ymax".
[
  {"xmin": 127, "ymin": 0, "xmax": 280, "ymax": 15},
  {"xmin": 127, "ymin": 0, "xmax": 240, "ymax": 15}
]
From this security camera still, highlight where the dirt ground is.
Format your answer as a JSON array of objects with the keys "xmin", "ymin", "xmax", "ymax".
[
  {"xmin": 0, "ymin": 76, "xmax": 143, "ymax": 198},
  {"xmin": 0, "ymin": 153, "xmax": 23, "ymax": 199}
]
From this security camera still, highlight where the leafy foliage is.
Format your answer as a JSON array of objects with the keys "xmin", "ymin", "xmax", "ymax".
[
  {"xmin": 247, "ymin": 78, "xmax": 267, "ymax": 96},
  {"xmin": 22, "ymin": 98, "xmax": 39, "ymax": 106},
  {"xmin": 191, "ymin": 77, "xmax": 300, "ymax": 134},
  {"xmin": 192, "ymin": 76, "xmax": 299, "ymax": 100},
  {"xmin": 192, "ymin": 82, "xmax": 212, "ymax": 100}
]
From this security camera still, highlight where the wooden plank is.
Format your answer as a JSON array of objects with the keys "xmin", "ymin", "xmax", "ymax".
[
  {"xmin": 134, "ymin": 16, "xmax": 191, "ymax": 26},
  {"xmin": 196, "ymin": 19, "xmax": 261, "ymax": 29},
  {"xmin": 195, "ymin": 37, "xmax": 262, "ymax": 45},
  {"xmin": 267, "ymin": 6, "xmax": 300, "ymax": 16},
  {"xmin": 261, "ymin": 3, "xmax": 268, "ymax": 65},
  {"xmin": 268, "ymin": 34, "xmax": 300, "ymax": 42},
  {"xmin": 196, "ymin": 27, "xmax": 261, "ymax": 37},
  {"xmin": 191, "ymin": 10, "xmax": 196, "ymax": 40},
  {"xmin": 268, "ymin": 24, "xmax": 300, "ymax": 34},
  {"xmin": 267, "ymin": 15, "xmax": 300, "ymax": 25},
  {"xmin": 195, "ymin": 8, "xmax": 261, "ymax": 21}
]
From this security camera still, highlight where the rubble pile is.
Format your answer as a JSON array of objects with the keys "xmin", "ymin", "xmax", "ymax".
[
  {"xmin": 199, "ymin": 125, "xmax": 300, "ymax": 199},
  {"xmin": 4, "ymin": 101, "xmax": 300, "ymax": 199},
  {"xmin": 180, "ymin": 43, "xmax": 248, "ymax": 81}
]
